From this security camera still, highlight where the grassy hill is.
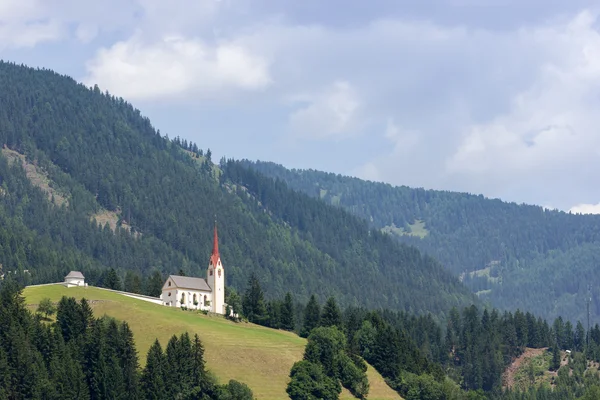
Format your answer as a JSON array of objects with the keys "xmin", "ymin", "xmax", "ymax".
[
  {"xmin": 241, "ymin": 160, "xmax": 600, "ymax": 325},
  {"xmin": 23, "ymin": 285, "xmax": 401, "ymax": 400}
]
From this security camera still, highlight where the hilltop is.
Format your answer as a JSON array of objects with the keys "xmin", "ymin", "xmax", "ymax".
[
  {"xmin": 241, "ymin": 160, "xmax": 600, "ymax": 325},
  {"xmin": 0, "ymin": 60, "xmax": 474, "ymax": 317},
  {"xmin": 23, "ymin": 285, "xmax": 400, "ymax": 400}
]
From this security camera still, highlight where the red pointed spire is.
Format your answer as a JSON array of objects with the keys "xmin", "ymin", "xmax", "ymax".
[{"xmin": 210, "ymin": 220, "xmax": 220, "ymax": 267}]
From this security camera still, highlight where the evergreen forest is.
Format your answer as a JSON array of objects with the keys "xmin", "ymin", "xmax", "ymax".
[
  {"xmin": 241, "ymin": 160, "xmax": 600, "ymax": 325},
  {"xmin": 0, "ymin": 61, "xmax": 473, "ymax": 318}
]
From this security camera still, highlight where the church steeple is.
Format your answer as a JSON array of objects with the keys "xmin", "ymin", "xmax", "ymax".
[
  {"xmin": 210, "ymin": 220, "xmax": 220, "ymax": 267},
  {"xmin": 206, "ymin": 219, "xmax": 225, "ymax": 315}
]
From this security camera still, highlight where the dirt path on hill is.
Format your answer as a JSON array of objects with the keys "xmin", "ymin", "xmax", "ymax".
[{"xmin": 503, "ymin": 347, "xmax": 548, "ymax": 389}]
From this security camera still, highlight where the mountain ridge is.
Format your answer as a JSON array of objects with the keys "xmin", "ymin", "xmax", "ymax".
[
  {"xmin": 241, "ymin": 159, "xmax": 600, "ymax": 324},
  {"xmin": 0, "ymin": 60, "xmax": 474, "ymax": 318}
]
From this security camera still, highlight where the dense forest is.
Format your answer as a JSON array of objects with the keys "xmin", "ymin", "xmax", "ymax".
[
  {"xmin": 241, "ymin": 161, "xmax": 600, "ymax": 325},
  {"xmin": 0, "ymin": 61, "xmax": 474, "ymax": 317},
  {"xmin": 235, "ymin": 273, "xmax": 600, "ymax": 399}
]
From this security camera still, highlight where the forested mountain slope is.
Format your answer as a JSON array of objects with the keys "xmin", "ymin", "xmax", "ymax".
[
  {"xmin": 0, "ymin": 61, "xmax": 474, "ymax": 316},
  {"xmin": 241, "ymin": 161, "xmax": 600, "ymax": 324}
]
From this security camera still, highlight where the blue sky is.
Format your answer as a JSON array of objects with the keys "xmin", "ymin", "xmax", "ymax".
[{"xmin": 2, "ymin": 0, "xmax": 600, "ymax": 212}]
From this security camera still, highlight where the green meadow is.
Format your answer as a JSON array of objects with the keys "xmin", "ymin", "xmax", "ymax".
[{"xmin": 24, "ymin": 285, "xmax": 400, "ymax": 400}]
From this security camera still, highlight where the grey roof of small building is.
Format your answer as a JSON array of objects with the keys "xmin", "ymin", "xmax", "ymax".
[
  {"xmin": 166, "ymin": 275, "xmax": 211, "ymax": 291},
  {"xmin": 65, "ymin": 271, "xmax": 84, "ymax": 279}
]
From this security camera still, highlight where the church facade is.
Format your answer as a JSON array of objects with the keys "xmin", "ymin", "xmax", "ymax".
[{"xmin": 160, "ymin": 223, "xmax": 225, "ymax": 314}]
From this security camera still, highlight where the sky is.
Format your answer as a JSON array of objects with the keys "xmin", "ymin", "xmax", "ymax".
[{"xmin": 1, "ymin": 0, "xmax": 600, "ymax": 213}]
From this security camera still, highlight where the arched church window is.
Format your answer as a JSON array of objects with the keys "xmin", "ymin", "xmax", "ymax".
[
  {"xmin": 168, "ymin": 281, "xmax": 171, "ymax": 287},
  {"xmin": 193, "ymin": 293, "xmax": 197, "ymax": 304},
  {"xmin": 210, "ymin": 269, "xmax": 213, "ymax": 276},
  {"xmin": 181, "ymin": 292, "xmax": 186, "ymax": 304},
  {"xmin": 204, "ymin": 295, "xmax": 207, "ymax": 304}
]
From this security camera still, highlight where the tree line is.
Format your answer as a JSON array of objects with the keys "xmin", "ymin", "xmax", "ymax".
[
  {"xmin": 241, "ymin": 160, "xmax": 600, "ymax": 326},
  {"xmin": 236, "ymin": 275, "xmax": 600, "ymax": 399}
]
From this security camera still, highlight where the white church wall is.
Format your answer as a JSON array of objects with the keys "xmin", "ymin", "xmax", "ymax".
[{"xmin": 162, "ymin": 288, "xmax": 213, "ymax": 310}]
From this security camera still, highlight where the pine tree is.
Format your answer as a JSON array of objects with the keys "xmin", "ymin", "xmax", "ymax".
[
  {"xmin": 551, "ymin": 340, "xmax": 561, "ymax": 371},
  {"xmin": 146, "ymin": 271, "xmax": 164, "ymax": 297},
  {"xmin": 301, "ymin": 295, "xmax": 321, "ymax": 338},
  {"xmin": 118, "ymin": 322, "xmax": 140, "ymax": 399},
  {"xmin": 57, "ymin": 296, "xmax": 85, "ymax": 342},
  {"xmin": 141, "ymin": 339, "xmax": 167, "ymax": 400},
  {"xmin": 281, "ymin": 292, "xmax": 295, "ymax": 331},
  {"xmin": 124, "ymin": 271, "xmax": 142, "ymax": 294},
  {"xmin": 242, "ymin": 273, "xmax": 267, "ymax": 324},
  {"xmin": 320, "ymin": 297, "xmax": 342, "ymax": 329},
  {"xmin": 104, "ymin": 268, "xmax": 122, "ymax": 290}
]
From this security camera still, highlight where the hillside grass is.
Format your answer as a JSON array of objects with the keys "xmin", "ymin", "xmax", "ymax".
[
  {"xmin": 512, "ymin": 350, "xmax": 552, "ymax": 390},
  {"xmin": 1, "ymin": 147, "xmax": 68, "ymax": 206},
  {"xmin": 382, "ymin": 220, "xmax": 429, "ymax": 239},
  {"xmin": 24, "ymin": 285, "xmax": 400, "ymax": 400}
]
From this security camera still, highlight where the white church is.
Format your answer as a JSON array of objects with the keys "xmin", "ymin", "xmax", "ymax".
[{"xmin": 161, "ymin": 223, "xmax": 226, "ymax": 314}]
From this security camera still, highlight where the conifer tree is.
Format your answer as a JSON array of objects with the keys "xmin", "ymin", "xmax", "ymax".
[
  {"xmin": 551, "ymin": 340, "xmax": 561, "ymax": 371},
  {"xmin": 141, "ymin": 339, "xmax": 167, "ymax": 400},
  {"xmin": 281, "ymin": 292, "xmax": 295, "ymax": 331},
  {"xmin": 301, "ymin": 295, "xmax": 321, "ymax": 338},
  {"xmin": 80, "ymin": 298, "xmax": 94, "ymax": 332},
  {"xmin": 191, "ymin": 334, "xmax": 210, "ymax": 393},
  {"xmin": 104, "ymin": 268, "xmax": 122, "ymax": 290},
  {"xmin": 118, "ymin": 322, "xmax": 140, "ymax": 399},
  {"xmin": 124, "ymin": 271, "xmax": 142, "ymax": 294},
  {"xmin": 146, "ymin": 271, "xmax": 164, "ymax": 297},
  {"xmin": 164, "ymin": 335, "xmax": 180, "ymax": 395},
  {"xmin": 57, "ymin": 296, "xmax": 85, "ymax": 342},
  {"xmin": 242, "ymin": 273, "xmax": 267, "ymax": 324},
  {"xmin": 320, "ymin": 297, "xmax": 342, "ymax": 329}
]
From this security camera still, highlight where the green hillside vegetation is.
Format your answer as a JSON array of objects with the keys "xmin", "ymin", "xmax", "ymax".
[
  {"xmin": 241, "ymin": 161, "xmax": 600, "ymax": 325},
  {"xmin": 0, "ymin": 60, "xmax": 474, "ymax": 318},
  {"xmin": 23, "ymin": 284, "xmax": 400, "ymax": 400}
]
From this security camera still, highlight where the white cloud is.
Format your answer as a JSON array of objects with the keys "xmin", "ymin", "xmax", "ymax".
[
  {"xmin": 570, "ymin": 203, "xmax": 600, "ymax": 214},
  {"xmin": 0, "ymin": 0, "xmax": 64, "ymax": 48},
  {"xmin": 0, "ymin": 0, "xmax": 141, "ymax": 49},
  {"xmin": 83, "ymin": 34, "xmax": 271, "ymax": 101},
  {"xmin": 439, "ymin": 11, "xmax": 600, "ymax": 201},
  {"xmin": 288, "ymin": 80, "xmax": 361, "ymax": 139},
  {"xmin": 333, "ymin": 10, "xmax": 600, "ymax": 208}
]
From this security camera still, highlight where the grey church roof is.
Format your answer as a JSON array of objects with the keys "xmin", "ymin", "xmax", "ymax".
[
  {"xmin": 167, "ymin": 275, "xmax": 211, "ymax": 291},
  {"xmin": 65, "ymin": 271, "xmax": 84, "ymax": 279}
]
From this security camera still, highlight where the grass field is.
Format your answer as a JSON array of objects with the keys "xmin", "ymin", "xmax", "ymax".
[
  {"xmin": 382, "ymin": 220, "xmax": 429, "ymax": 239},
  {"xmin": 24, "ymin": 285, "xmax": 400, "ymax": 400}
]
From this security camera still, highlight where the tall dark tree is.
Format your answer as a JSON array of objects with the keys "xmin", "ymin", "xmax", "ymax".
[
  {"xmin": 281, "ymin": 292, "xmax": 295, "ymax": 331},
  {"xmin": 118, "ymin": 322, "xmax": 140, "ymax": 399},
  {"xmin": 104, "ymin": 268, "xmax": 122, "ymax": 291},
  {"xmin": 301, "ymin": 295, "xmax": 321, "ymax": 338},
  {"xmin": 146, "ymin": 271, "xmax": 164, "ymax": 297},
  {"xmin": 141, "ymin": 339, "xmax": 167, "ymax": 400},
  {"xmin": 242, "ymin": 273, "xmax": 267, "ymax": 324},
  {"xmin": 320, "ymin": 297, "xmax": 342, "ymax": 329}
]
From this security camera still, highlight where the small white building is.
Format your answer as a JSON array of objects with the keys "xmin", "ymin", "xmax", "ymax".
[
  {"xmin": 162, "ymin": 223, "xmax": 225, "ymax": 314},
  {"xmin": 162, "ymin": 275, "xmax": 214, "ymax": 311},
  {"xmin": 64, "ymin": 271, "xmax": 86, "ymax": 287}
]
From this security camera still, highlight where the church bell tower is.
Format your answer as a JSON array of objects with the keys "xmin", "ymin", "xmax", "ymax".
[{"xmin": 207, "ymin": 221, "xmax": 225, "ymax": 314}]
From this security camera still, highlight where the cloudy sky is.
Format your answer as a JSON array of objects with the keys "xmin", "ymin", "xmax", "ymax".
[{"xmin": 1, "ymin": 0, "xmax": 600, "ymax": 213}]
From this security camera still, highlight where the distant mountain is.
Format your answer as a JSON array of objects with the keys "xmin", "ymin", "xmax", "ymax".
[
  {"xmin": 0, "ymin": 61, "xmax": 475, "ymax": 317},
  {"xmin": 241, "ymin": 160, "xmax": 600, "ymax": 324}
]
